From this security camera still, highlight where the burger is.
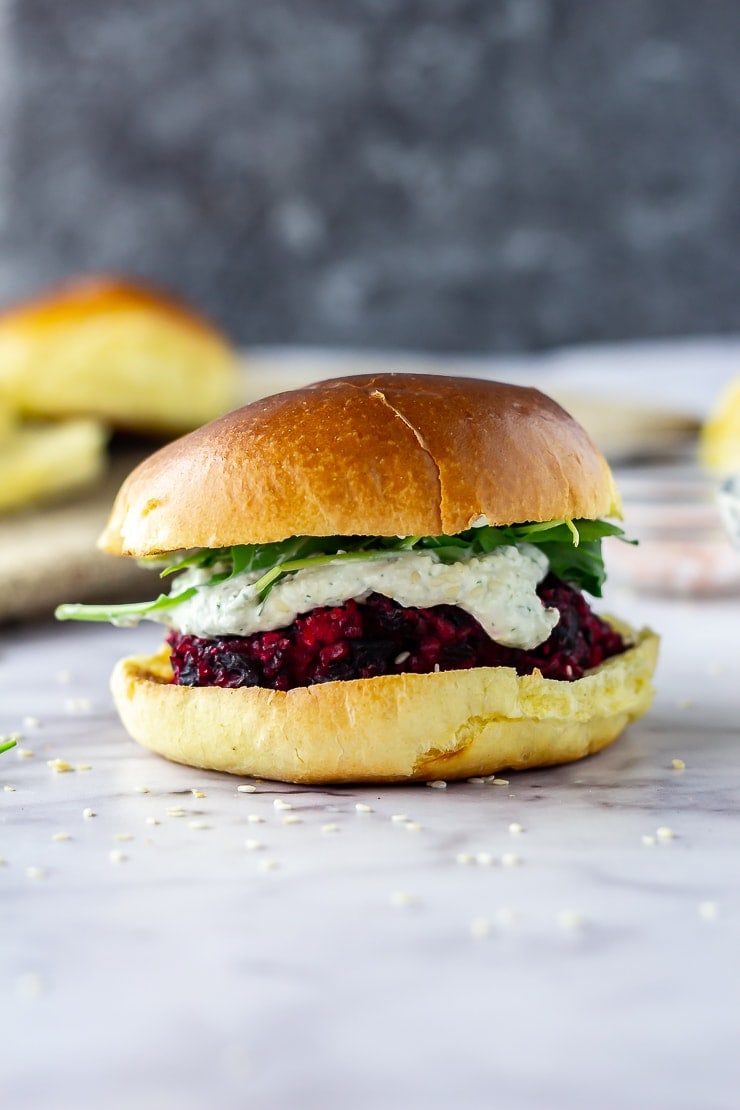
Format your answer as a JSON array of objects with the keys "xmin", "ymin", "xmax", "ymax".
[{"xmin": 56, "ymin": 374, "xmax": 658, "ymax": 784}]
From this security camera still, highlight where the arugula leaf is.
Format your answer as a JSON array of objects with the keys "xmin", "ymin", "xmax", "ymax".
[{"xmin": 55, "ymin": 517, "xmax": 629, "ymax": 624}]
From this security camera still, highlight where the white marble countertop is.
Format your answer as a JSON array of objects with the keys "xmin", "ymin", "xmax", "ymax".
[{"xmin": 2, "ymin": 343, "xmax": 740, "ymax": 1110}]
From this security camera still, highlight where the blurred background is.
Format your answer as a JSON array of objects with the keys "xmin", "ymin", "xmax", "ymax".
[{"xmin": 1, "ymin": 0, "xmax": 738, "ymax": 352}]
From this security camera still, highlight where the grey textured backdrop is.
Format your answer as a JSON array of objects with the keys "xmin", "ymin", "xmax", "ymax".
[{"xmin": 0, "ymin": 0, "xmax": 738, "ymax": 351}]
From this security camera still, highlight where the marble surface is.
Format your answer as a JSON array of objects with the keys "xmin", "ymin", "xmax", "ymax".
[{"xmin": 1, "ymin": 583, "xmax": 739, "ymax": 1110}]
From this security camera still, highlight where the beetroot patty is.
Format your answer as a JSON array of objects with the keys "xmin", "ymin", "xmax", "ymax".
[{"xmin": 167, "ymin": 575, "xmax": 625, "ymax": 691}]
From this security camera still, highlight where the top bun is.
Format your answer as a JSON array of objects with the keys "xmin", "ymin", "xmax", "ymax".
[
  {"xmin": 0, "ymin": 276, "xmax": 240, "ymax": 435},
  {"xmin": 100, "ymin": 374, "xmax": 621, "ymax": 556}
]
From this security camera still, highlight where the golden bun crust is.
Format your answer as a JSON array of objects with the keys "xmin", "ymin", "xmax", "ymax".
[
  {"xmin": 110, "ymin": 621, "xmax": 658, "ymax": 784},
  {"xmin": 0, "ymin": 276, "xmax": 240, "ymax": 434},
  {"xmin": 100, "ymin": 374, "xmax": 621, "ymax": 555}
]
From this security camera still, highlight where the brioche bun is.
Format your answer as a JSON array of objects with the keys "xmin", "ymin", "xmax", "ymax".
[
  {"xmin": 0, "ymin": 276, "xmax": 240, "ymax": 435},
  {"xmin": 111, "ymin": 621, "xmax": 658, "ymax": 783},
  {"xmin": 100, "ymin": 374, "xmax": 621, "ymax": 555}
]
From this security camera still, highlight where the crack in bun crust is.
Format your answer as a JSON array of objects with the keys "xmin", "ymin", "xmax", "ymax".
[
  {"xmin": 110, "ymin": 623, "xmax": 658, "ymax": 784},
  {"xmin": 99, "ymin": 374, "xmax": 621, "ymax": 556}
]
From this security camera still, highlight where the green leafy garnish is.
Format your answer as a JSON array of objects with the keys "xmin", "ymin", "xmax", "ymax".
[
  {"xmin": 54, "ymin": 518, "xmax": 629, "ymax": 625},
  {"xmin": 0, "ymin": 737, "xmax": 17, "ymax": 755}
]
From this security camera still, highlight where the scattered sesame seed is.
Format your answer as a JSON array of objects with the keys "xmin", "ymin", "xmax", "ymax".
[
  {"xmin": 237, "ymin": 784, "xmax": 257, "ymax": 794},
  {"xmin": 556, "ymin": 909, "xmax": 585, "ymax": 931},
  {"xmin": 671, "ymin": 759, "xmax": 686, "ymax": 771},
  {"xmin": 26, "ymin": 867, "xmax": 45, "ymax": 879},
  {"xmin": 427, "ymin": 780, "xmax": 447, "ymax": 789},
  {"xmin": 258, "ymin": 858, "xmax": 279, "ymax": 871},
  {"xmin": 109, "ymin": 850, "xmax": 127, "ymax": 864},
  {"xmin": 494, "ymin": 907, "xmax": 519, "ymax": 927},
  {"xmin": 656, "ymin": 826, "xmax": 675, "ymax": 841},
  {"xmin": 47, "ymin": 758, "xmax": 73, "ymax": 773},
  {"xmin": 0, "ymin": 857, "xmax": 6, "ymax": 866},
  {"xmin": 244, "ymin": 839, "xmax": 264, "ymax": 851},
  {"xmin": 15, "ymin": 973, "xmax": 43, "ymax": 1001},
  {"xmin": 21, "ymin": 717, "xmax": 41, "ymax": 730},
  {"xmin": 467, "ymin": 777, "xmax": 486, "ymax": 785},
  {"xmin": 394, "ymin": 651, "xmax": 410, "ymax": 664},
  {"xmin": 76, "ymin": 763, "xmax": 92, "ymax": 772},
  {"xmin": 508, "ymin": 822, "xmax": 525, "ymax": 835},
  {"xmin": 642, "ymin": 835, "xmax": 656, "ymax": 846},
  {"xmin": 321, "ymin": 823, "xmax": 339, "ymax": 834},
  {"xmin": 188, "ymin": 821, "xmax": 210, "ymax": 831},
  {"xmin": 456, "ymin": 853, "xmax": 474, "ymax": 865},
  {"xmin": 676, "ymin": 698, "xmax": 693, "ymax": 711},
  {"xmin": 145, "ymin": 817, "xmax": 160, "ymax": 826},
  {"xmin": 470, "ymin": 917, "xmax": 491, "ymax": 939},
  {"xmin": 698, "ymin": 901, "xmax": 720, "ymax": 921},
  {"xmin": 282, "ymin": 815, "xmax": 302, "ymax": 825},
  {"xmin": 501, "ymin": 852, "xmax": 520, "ymax": 867},
  {"xmin": 476, "ymin": 852, "xmax": 495, "ymax": 866},
  {"xmin": 390, "ymin": 891, "xmax": 417, "ymax": 908},
  {"xmin": 247, "ymin": 814, "xmax": 265, "ymax": 824},
  {"xmin": 355, "ymin": 802, "xmax": 374, "ymax": 813},
  {"xmin": 273, "ymin": 798, "xmax": 292, "ymax": 810},
  {"xmin": 191, "ymin": 789, "xmax": 206, "ymax": 798},
  {"xmin": 64, "ymin": 697, "xmax": 93, "ymax": 714},
  {"xmin": 405, "ymin": 822, "xmax": 423, "ymax": 832},
  {"xmin": 112, "ymin": 833, "xmax": 134, "ymax": 842},
  {"xmin": 51, "ymin": 832, "xmax": 71, "ymax": 842},
  {"xmin": 82, "ymin": 807, "xmax": 96, "ymax": 819},
  {"xmin": 17, "ymin": 749, "xmax": 34, "ymax": 759},
  {"xmin": 433, "ymin": 663, "xmax": 440, "ymax": 673},
  {"xmin": 134, "ymin": 786, "xmax": 150, "ymax": 794},
  {"xmin": 390, "ymin": 814, "xmax": 409, "ymax": 823},
  {"xmin": 56, "ymin": 669, "xmax": 73, "ymax": 685},
  {"xmin": 492, "ymin": 778, "xmax": 510, "ymax": 786},
  {"xmin": 165, "ymin": 807, "xmax": 187, "ymax": 818},
  {"xmin": 4, "ymin": 784, "xmax": 16, "ymax": 793}
]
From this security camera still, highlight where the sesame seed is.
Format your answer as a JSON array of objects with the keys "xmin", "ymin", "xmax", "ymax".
[
  {"xmin": 698, "ymin": 901, "xmax": 719, "ymax": 921},
  {"xmin": 671, "ymin": 759, "xmax": 686, "ymax": 771},
  {"xmin": 76, "ymin": 764, "xmax": 92, "ymax": 772},
  {"xmin": 247, "ymin": 814, "xmax": 265, "ymax": 824},
  {"xmin": 355, "ymin": 802, "xmax": 373, "ymax": 813},
  {"xmin": 282, "ymin": 815, "xmax": 302, "ymax": 825},
  {"xmin": 56, "ymin": 669, "xmax": 73, "ymax": 685},
  {"xmin": 188, "ymin": 821, "xmax": 210, "ymax": 831},
  {"xmin": 390, "ymin": 892, "xmax": 417, "ymax": 908},
  {"xmin": 21, "ymin": 717, "xmax": 41, "ymax": 730},
  {"xmin": 676, "ymin": 698, "xmax": 693, "ymax": 711},
  {"xmin": 656, "ymin": 826, "xmax": 675, "ymax": 841},
  {"xmin": 15, "ymin": 973, "xmax": 43, "ymax": 1001},
  {"xmin": 109, "ymin": 851, "xmax": 127, "ymax": 864},
  {"xmin": 145, "ymin": 817, "xmax": 160, "ymax": 826},
  {"xmin": 26, "ymin": 867, "xmax": 45, "ymax": 879},
  {"xmin": 470, "ymin": 917, "xmax": 491, "ymax": 939},
  {"xmin": 82, "ymin": 808, "xmax": 96, "ymax": 819},
  {"xmin": 394, "ymin": 651, "xmax": 410, "ymax": 664},
  {"xmin": 51, "ymin": 832, "xmax": 71, "ymax": 842},
  {"xmin": 426, "ymin": 780, "xmax": 447, "ymax": 789},
  {"xmin": 237, "ymin": 784, "xmax": 257, "ymax": 794},
  {"xmin": 64, "ymin": 697, "xmax": 92, "ymax": 714},
  {"xmin": 47, "ymin": 758, "xmax": 73, "ymax": 774},
  {"xmin": 557, "ymin": 909, "xmax": 585, "ymax": 931},
  {"xmin": 273, "ymin": 798, "xmax": 292, "ymax": 810},
  {"xmin": 0, "ymin": 857, "xmax": 6, "ymax": 866},
  {"xmin": 191, "ymin": 789, "xmax": 206, "ymax": 798},
  {"xmin": 244, "ymin": 839, "xmax": 264, "ymax": 851},
  {"xmin": 508, "ymin": 822, "xmax": 525, "ymax": 835},
  {"xmin": 467, "ymin": 777, "xmax": 486, "ymax": 785},
  {"xmin": 492, "ymin": 778, "xmax": 510, "ymax": 786},
  {"xmin": 258, "ymin": 858, "xmax": 279, "ymax": 872},
  {"xmin": 4, "ymin": 784, "xmax": 16, "ymax": 793},
  {"xmin": 405, "ymin": 822, "xmax": 423, "ymax": 832},
  {"xmin": 112, "ymin": 833, "xmax": 134, "ymax": 842},
  {"xmin": 475, "ymin": 852, "xmax": 495, "ymax": 866},
  {"xmin": 321, "ymin": 823, "xmax": 339, "ymax": 834},
  {"xmin": 456, "ymin": 853, "xmax": 474, "ymax": 865},
  {"xmin": 642, "ymin": 835, "xmax": 656, "ymax": 846},
  {"xmin": 165, "ymin": 807, "xmax": 187, "ymax": 818},
  {"xmin": 390, "ymin": 814, "xmax": 409, "ymax": 823},
  {"xmin": 494, "ymin": 907, "xmax": 519, "ymax": 927},
  {"xmin": 17, "ymin": 749, "xmax": 34, "ymax": 759},
  {"xmin": 134, "ymin": 786, "xmax": 150, "ymax": 794},
  {"xmin": 501, "ymin": 852, "xmax": 520, "ymax": 867}
]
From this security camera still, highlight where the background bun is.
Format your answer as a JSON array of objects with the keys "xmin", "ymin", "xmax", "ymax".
[
  {"xmin": 111, "ymin": 622, "xmax": 658, "ymax": 784},
  {"xmin": 0, "ymin": 276, "xmax": 240, "ymax": 435},
  {"xmin": 101, "ymin": 374, "xmax": 621, "ymax": 555}
]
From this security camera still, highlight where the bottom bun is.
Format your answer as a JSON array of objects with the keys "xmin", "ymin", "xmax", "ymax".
[{"xmin": 110, "ymin": 619, "xmax": 659, "ymax": 784}]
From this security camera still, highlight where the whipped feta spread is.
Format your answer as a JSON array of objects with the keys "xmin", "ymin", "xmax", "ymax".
[{"xmin": 163, "ymin": 544, "xmax": 559, "ymax": 651}]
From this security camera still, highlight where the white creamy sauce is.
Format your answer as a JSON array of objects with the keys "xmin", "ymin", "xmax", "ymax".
[{"xmin": 162, "ymin": 544, "xmax": 559, "ymax": 650}]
